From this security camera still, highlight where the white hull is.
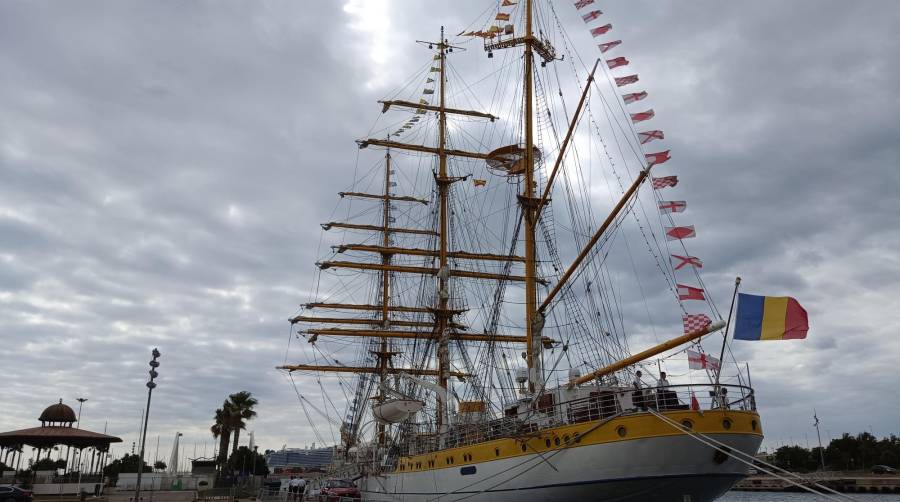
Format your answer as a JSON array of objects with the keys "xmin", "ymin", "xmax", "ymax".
[{"xmin": 359, "ymin": 432, "xmax": 761, "ymax": 502}]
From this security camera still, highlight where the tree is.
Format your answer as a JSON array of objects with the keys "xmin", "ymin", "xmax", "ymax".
[
  {"xmin": 154, "ymin": 460, "xmax": 167, "ymax": 471},
  {"xmin": 225, "ymin": 446, "xmax": 268, "ymax": 476},
  {"xmin": 211, "ymin": 403, "xmax": 233, "ymax": 469},
  {"xmin": 103, "ymin": 454, "xmax": 151, "ymax": 482},
  {"xmin": 32, "ymin": 458, "xmax": 67, "ymax": 471},
  {"xmin": 226, "ymin": 391, "xmax": 258, "ymax": 454}
]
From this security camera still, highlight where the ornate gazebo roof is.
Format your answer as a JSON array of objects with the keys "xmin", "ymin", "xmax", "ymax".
[{"xmin": 0, "ymin": 399, "xmax": 122, "ymax": 450}]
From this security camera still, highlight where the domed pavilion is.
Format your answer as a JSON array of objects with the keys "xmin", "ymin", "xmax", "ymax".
[{"xmin": 0, "ymin": 399, "xmax": 122, "ymax": 484}]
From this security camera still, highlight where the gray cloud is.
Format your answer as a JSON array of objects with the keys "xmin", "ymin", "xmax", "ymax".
[{"xmin": 2, "ymin": 0, "xmax": 899, "ymax": 462}]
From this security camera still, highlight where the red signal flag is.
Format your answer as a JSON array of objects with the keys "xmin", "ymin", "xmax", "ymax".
[
  {"xmin": 598, "ymin": 40, "xmax": 622, "ymax": 53},
  {"xmin": 638, "ymin": 130, "xmax": 664, "ymax": 144},
  {"xmin": 631, "ymin": 109, "xmax": 655, "ymax": 123},
  {"xmin": 658, "ymin": 200, "xmax": 686, "ymax": 214},
  {"xmin": 677, "ymin": 284, "xmax": 706, "ymax": 301},
  {"xmin": 665, "ymin": 225, "xmax": 696, "ymax": 240},
  {"xmin": 615, "ymin": 74, "xmax": 639, "ymax": 87},
  {"xmin": 582, "ymin": 10, "xmax": 602, "ymax": 22},
  {"xmin": 645, "ymin": 150, "xmax": 671, "ymax": 166},
  {"xmin": 606, "ymin": 56, "xmax": 628, "ymax": 69},
  {"xmin": 682, "ymin": 313, "xmax": 712, "ymax": 334},
  {"xmin": 671, "ymin": 254, "xmax": 703, "ymax": 270},
  {"xmin": 651, "ymin": 176, "xmax": 678, "ymax": 189},
  {"xmin": 623, "ymin": 91, "xmax": 648, "ymax": 104},
  {"xmin": 591, "ymin": 24, "xmax": 612, "ymax": 37}
]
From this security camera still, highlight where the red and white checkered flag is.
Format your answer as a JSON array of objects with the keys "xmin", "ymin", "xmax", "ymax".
[
  {"xmin": 574, "ymin": 0, "xmax": 595, "ymax": 9},
  {"xmin": 683, "ymin": 314, "xmax": 712, "ymax": 334},
  {"xmin": 651, "ymin": 176, "xmax": 678, "ymax": 189}
]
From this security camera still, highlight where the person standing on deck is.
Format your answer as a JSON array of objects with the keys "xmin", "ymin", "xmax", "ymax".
[{"xmin": 632, "ymin": 370, "xmax": 647, "ymax": 410}]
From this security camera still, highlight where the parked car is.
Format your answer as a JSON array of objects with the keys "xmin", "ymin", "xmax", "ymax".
[
  {"xmin": 318, "ymin": 479, "xmax": 360, "ymax": 501},
  {"xmin": 0, "ymin": 485, "xmax": 33, "ymax": 502},
  {"xmin": 872, "ymin": 465, "xmax": 897, "ymax": 474}
]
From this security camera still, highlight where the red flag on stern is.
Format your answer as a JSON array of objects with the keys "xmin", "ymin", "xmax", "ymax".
[
  {"xmin": 623, "ymin": 91, "xmax": 648, "ymax": 104},
  {"xmin": 598, "ymin": 40, "xmax": 622, "ymax": 53},
  {"xmin": 631, "ymin": 109, "xmax": 655, "ymax": 123},
  {"xmin": 682, "ymin": 313, "xmax": 712, "ymax": 334},
  {"xmin": 665, "ymin": 225, "xmax": 696, "ymax": 240},
  {"xmin": 645, "ymin": 150, "xmax": 671, "ymax": 166},
  {"xmin": 638, "ymin": 130, "xmax": 664, "ymax": 144},
  {"xmin": 651, "ymin": 176, "xmax": 679, "ymax": 189},
  {"xmin": 677, "ymin": 284, "xmax": 706, "ymax": 301},
  {"xmin": 590, "ymin": 24, "xmax": 613, "ymax": 37}
]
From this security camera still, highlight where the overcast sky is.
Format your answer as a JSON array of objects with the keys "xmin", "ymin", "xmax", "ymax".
[{"xmin": 2, "ymin": 0, "xmax": 900, "ymax": 462}]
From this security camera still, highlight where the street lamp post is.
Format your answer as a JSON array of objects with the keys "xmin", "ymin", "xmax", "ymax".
[{"xmin": 134, "ymin": 348, "xmax": 161, "ymax": 502}]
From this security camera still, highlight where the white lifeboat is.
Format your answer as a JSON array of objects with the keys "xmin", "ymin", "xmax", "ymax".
[{"xmin": 372, "ymin": 399, "xmax": 424, "ymax": 424}]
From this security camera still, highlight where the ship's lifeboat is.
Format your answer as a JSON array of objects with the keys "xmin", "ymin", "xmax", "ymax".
[{"xmin": 372, "ymin": 399, "xmax": 424, "ymax": 423}]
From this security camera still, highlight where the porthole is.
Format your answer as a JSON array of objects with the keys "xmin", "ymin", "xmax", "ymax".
[
  {"xmin": 495, "ymin": 448, "xmax": 500, "ymax": 457},
  {"xmin": 722, "ymin": 418, "xmax": 732, "ymax": 430},
  {"xmin": 616, "ymin": 426, "xmax": 627, "ymax": 437},
  {"xmin": 681, "ymin": 419, "xmax": 694, "ymax": 430},
  {"xmin": 563, "ymin": 434, "xmax": 570, "ymax": 443},
  {"xmin": 751, "ymin": 420, "xmax": 758, "ymax": 431},
  {"xmin": 573, "ymin": 433, "xmax": 582, "ymax": 443},
  {"xmin": 545, "ymin": 438, "xmax": 551, "ymax": 448},
  {"xmin": 554, "ymin": 437, "xmax": 561, "ymax": 446},
  {"xmin": 521, "ymin": 443, "xmax": 527, "ymax": 452}
]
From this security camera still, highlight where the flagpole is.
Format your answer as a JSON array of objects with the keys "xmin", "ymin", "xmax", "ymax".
[{"xmin": 713, "ymin": 277, "xmax": 741, "ymax": 390}]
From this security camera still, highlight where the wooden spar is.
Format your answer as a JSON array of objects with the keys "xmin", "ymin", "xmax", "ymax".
[
  {"xmin": 435, "ymin": 26, "xmax": 451, "ymax": 432},
  {"xmin": 290, "ymin": 317, "xmax": 467, "ymax": 330},
  {"xmin": 303, "ymin": 303, "xmax": 438, "ymax": 314},
  {"xmin": 321, "ymin": 222, "xmax": 437, "ymax": 236},
  {"xmin": 538, "ymin": 165, "xmax": 653, "ymax": 313},
  {"xmin": 339, "ymin": 192, "xmax": 429, "ymax": 204},
  {"xmin": 278, "ymin": 364, "xmax": 470, "ymax": 378},
  {"xmin": 356, "ymin": 138, "xmax": 488, "ymax": 160},
  {"xmin": 376, "ymin": 145, "xmax": 392, "ymax": 445},
  {"xmin": 305, "ymin": 328, "xmax": 556, "ymax": 347},
  {"xmin": 569, "ymin": 321, "xmax": 726, "ymax": 387},
  {"xmin": 378, "ymin": 100, "xmax": 497, "ymax": 121},
  {"xmin": 317, "ymin": 260, "xmax": 547, "ymax": 284},
  {"xmin": 334, "ymin": 244, "xmax": 526, "ymax": 262},
  {"xmin": 535, "ymin": 58, "xmax": 601, "ymax": 220},
  {"xmin": 303, "ymin": 328, "xmax": 536, "ymax": 344}
]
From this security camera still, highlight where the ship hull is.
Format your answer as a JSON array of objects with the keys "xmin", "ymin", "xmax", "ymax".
[{"xmin": 360, "ymin": 419, "xmax": 762, "ymax": 502}]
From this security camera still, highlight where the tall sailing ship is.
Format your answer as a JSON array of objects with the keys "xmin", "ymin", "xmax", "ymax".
[{"xmin": 280, "ymin": 1, "xmax": 763, "ymax": 500}]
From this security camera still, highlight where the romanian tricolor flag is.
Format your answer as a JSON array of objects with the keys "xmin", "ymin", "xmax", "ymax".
[{"xmin": 733, "ymin": 293, "xmax": 808, "ymax": 341}]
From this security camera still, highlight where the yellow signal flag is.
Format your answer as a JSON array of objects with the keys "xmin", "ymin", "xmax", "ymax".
[
  {"xmin": 488, "ymin": 25, "xmax": 502, "ymax": 33},
  {"xmin": 473, "ymin": 179, "xmax": 487, "ymax": 187},
  {"xmin": 496, "ymin": 12, "xmax": 510, "ymax": 21},
  {"xmin": 419, "ymin": 98, "xmax": 429, "ymax": 105},
  {"xmin": 433, "ymin": 54, "xmax": 442, "ymax": 60}
]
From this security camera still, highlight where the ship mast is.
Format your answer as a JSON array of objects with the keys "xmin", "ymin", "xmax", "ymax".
[
  {"xmin": 375, "ymin": 141, "xmax": 393, "ymax": 446},
  {"xmin": 521, "ymin": 0, "xmax": 540, "ymax": 392},
  {"xmin": 434, "ymin": 26, "xmax": 451, "ymax": 431}
]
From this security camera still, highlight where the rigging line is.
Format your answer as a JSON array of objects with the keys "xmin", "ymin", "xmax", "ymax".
[{"xmin": 286, "ymin": 372, "xmax": 327, "ymax": 445}]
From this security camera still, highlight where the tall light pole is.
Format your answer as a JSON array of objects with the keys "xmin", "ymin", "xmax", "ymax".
[
  {"xmin": 76, "ymin": 398, "xmax": 88, "ymax": 428},
  {"xmin": 134, "ymin": 348, "xmax": 160, "ymax": 502}
]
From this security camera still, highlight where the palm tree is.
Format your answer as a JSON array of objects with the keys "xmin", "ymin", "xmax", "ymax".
[
  {"xmin": 226, "ymin": 391, "xmax": 258, "ymax": 455},
  {"xmin": 210, "ymin": 403, "xmax": 232, "ymax": 469}
]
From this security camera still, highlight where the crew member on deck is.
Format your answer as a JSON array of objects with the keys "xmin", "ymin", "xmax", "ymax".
[
  {"xmin": 632, "ymin": 370, "xmax": 646, "ymax": 410},
  {"xmin": 657, "ymin": 371, "xmax": 675, "ymax": 409}
]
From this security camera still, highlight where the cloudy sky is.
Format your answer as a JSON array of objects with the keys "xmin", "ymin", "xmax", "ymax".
[{"xmin": 2, "ymin": 0, "xmax": 899, "ymax": 462}]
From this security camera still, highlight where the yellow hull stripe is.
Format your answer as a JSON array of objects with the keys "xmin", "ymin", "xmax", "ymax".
[{"xmin": 395, "ymin": 410, "xmax": 762, "ymax": 473}]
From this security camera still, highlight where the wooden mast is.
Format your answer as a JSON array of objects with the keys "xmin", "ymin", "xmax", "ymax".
[
  {"xmin": 376, "ymin": 141, "xmax": 392, "ymax": 446},
  {"xmin": 522, "ymin": 0, "xmax": 540, "ymax": 392},
  {"xmin": 435, "ymin": 25, "xmax": 451, "ymax": 432}
]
